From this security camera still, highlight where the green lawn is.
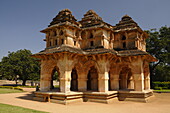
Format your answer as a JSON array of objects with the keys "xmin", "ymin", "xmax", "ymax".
[
  {"xmin": 154, "ymin": 89, "xmax": 170, "ymax": 93},
  {"xmin": 0, "ymin": 103, "xmax": 48, "ymax": 113},
  {"xmin": 0, "ymin": 88, "xmax": 23, "ymax": 94}
]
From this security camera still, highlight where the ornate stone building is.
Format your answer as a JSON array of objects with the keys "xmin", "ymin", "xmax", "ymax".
[{"xmin": 33, "ymin": 9, "xmax": 157, "ymax": 104}]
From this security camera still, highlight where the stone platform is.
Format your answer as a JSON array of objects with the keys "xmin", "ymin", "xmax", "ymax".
[
  {"xmin": 118, "ymin": 90, "xmax": 154, "ymax": 102},
  {"xmin": 33, "ymin": 90, "xmax": 154, "ymax": 104}
]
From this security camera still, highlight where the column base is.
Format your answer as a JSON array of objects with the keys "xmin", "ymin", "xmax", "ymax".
[
  {"xmin": 33, "ymin": 90, "xmax": 154, "ymax": 104},
  {"xmin": 118, "ymin": 90, "xmax": 154, "ymax": 102},
  {"xmin": 83, "ymin": 91, "xmax": 118, "ymax": 104},
  {"xmin": 33, "ymin": 91, "xmax": 83, "ymax": 105}
]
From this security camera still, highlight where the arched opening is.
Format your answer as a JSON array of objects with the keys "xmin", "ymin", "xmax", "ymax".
[
  {"xmin": 53, "ymin": 31, "xmax": 57, "ymax": 36},
  {"xmin": 71, "ymin": 68, "xmax": 78, "ymax": 91},
  {"xmin": 122, "ymin": 36, "xmax": 126, "ymax": 40},
  {"xmin": 59, "ymin": 30, "xmax": 64, "ymax": 35},
  {"xmin": 61, "ymin": 39, "xmax": 64, "ymax": 44},
  {"xmin": 55, "ymin": 39, "xmax": 58, "ymax": 46},
  {"xmin": 50, "ymin": 67, "xmax": 60, "ymax": 91},
  {"xmin": 123, "ymin": 42, "xmax": 126, "ymax": 48},
  {"xmin": 81, "ymin": 31, "xmax": 86, "ymax": 39},
  {"xmin": 119, "ymin": 67, "xmax": 134, "ymax": 90},
  {"xmin": 74, "ymin": 41, "xmax": 76, "ymax": 46},
  {"xmin": 75, "ymin": 31, "xmax": 79, "ymax": 38},
  {"xmin": 89, "ymin": 33, "xmax": 93, "ymax": 39},
  {"xmin": 122, "ymin": 35, "xmax": 126, "ymax": 49},
  {"xmin": 49, "ymin": 41, "xmax": 52, "ymax": 46},
  {"xmin": 90, "ymin": 41, "xmax": 94, "ymax": 46},
  {"xmin": 87, "ymin": 66, "xmax": 98, "ymax": 91}
]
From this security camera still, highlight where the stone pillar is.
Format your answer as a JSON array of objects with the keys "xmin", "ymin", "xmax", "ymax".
[
  {"xmin": 144, "ymin": 74, "xmax": 150, "ymax": 90},
  {"xmin": 40, "ymin": 75, "xmax": 51, "ymax": 91},
  {"xmin": 57, "ymin": 53, "xmax": 75, "ymax": 93},
  {"xmin": 134, "ymin": 73, "xmax": 144, "ymax": 91},
  {"xmin": 59, "ymin": 70, "xmax": 71, "ymax": 93},
  {"xmin": 40, "ymin": 61, "xmax": 52, "ymax": 91},
  {"xmin": 98, "ymin": 72, "xmax": 109, "ymax": 92},
  {"xmin": 131, "ymin": 57, "xmax": 145, "ymax": 91}
]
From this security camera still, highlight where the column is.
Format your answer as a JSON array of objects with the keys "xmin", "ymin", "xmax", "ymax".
[
  {"xmin": 40, "ymin": 61, "xmax": 52, "ymax": 91},
  {"xmin": 59, "ymin": 70, "xmax": 71, "ymax": 93},
  {"xmin": 133, "ymin": 73, "xmax": 144, "ymax": 91},
  {"xmin": 98, "ymin": 72, "xmax": 109, "ymax": 92},
  {"xmin": 144, "ymin": 74, "xmax": 150, "ymax": 90}
]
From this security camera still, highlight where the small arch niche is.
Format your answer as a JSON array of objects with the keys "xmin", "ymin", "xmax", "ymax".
[
  {"xmin": 53, "ymin": 31, "xmax": 57, "ymax": 36},
  {"xmin": 122, "ymin": 35, "xmax": 126, "ymax": 49},
  {"xmin": 75, "ymin": 31, "xmax": 79, "ymax": 37},
  {"xmin": 89, "ymin": 33, "xmax": 93, "ymax": 39},
  {"xmin": 90, "ymin": 41, "xmax": 94, "ymax": 46},
  {"xmin": 81, "ymin": 31, "xmax": 86, "ymax": 39},
  {"xmin": 122, "ymin": 35, "xmax": 126, "ymax": 40},
  {"xmin": 59, "ymin": 30, "xmax": 64, "ymax": 35}
]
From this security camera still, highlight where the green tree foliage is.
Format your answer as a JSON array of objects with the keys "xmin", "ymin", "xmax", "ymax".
[
  {"xmin": 146, "ymin": 26, "xmax": 170, "ymax": 82},
  {"xmin": 0, "ymin": 49, "xmax": 40, "ymax": 85}
]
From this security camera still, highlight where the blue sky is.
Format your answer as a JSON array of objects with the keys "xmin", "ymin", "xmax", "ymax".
[{"xmin": 0, "ymin": 0, "xmax": 170, "ymax": 60}]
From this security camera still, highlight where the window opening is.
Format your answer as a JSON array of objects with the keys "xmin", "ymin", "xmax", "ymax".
[
  {"xmin": 90, "ymin": 33, "xmax": 93, "ymax": 39},
  {"xmin": 90, "ymin": 41, "xmax": 94, "ymax": 46},
  {"xmin": 74, "ymin": 41, "xmax": 76, "ymax": 46},
  {"xmin": 55, "ymin": 40, "xmax": 58, "ymax": 46},
  {"xmin": 123, "ymin": 42, "xmax": 126, "ymax": 48},
  {"xmin": 122, "ymin": 36, "xmax": 126, "ymax": 40},
  {"xmin": 61, "ymin": 39, "xmax": 64, "ymax": 44},
  {"xmin": 60, "ymin": 30, "xmax": 64, "ymax": 35},
  {"xmin": 49, "ymin": 41, "xmax": 52, "ymax": 46}
]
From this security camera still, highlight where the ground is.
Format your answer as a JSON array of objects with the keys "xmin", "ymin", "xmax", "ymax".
[
  {"xmin": 0, "ymin": 80, "xmax": 170, "ymax": 113},
  {"xmin": 0, "ymin": 89, "xmax": 170, "ymax": 113}
]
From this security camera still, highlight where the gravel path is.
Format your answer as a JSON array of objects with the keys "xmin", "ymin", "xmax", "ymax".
[{"xmin": 0, "ymin": 91, "xmax": 170, "ymax": 113}]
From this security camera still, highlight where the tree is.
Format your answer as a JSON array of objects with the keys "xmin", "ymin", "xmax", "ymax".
[
  {"xmin": 146, "ymin": 26, "xmax": 170, "ymax": 83},
  {"xmin": 0, "ymin": 49, "xmax": 40, "ymax": 85}
]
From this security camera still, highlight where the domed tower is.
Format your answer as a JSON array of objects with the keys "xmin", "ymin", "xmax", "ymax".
[
  {"xmin": 41, "ymin": 9, "xmax": 81, "ymax": 48},
  {"xmin": 79, "ymin": 10, "xmax": 113, "ymax": 49},
  {"xmin": 113, "ymin": 15, "xmax": 148, "ymax": 51}
]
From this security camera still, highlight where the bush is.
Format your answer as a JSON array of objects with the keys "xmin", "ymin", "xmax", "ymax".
[
  {"xmin": 153, "ymin": 81, "xmax": 170, "ymax": 90},
  {"xmin": 154, "ymin": 87, "xmax": 162, "ymax": 90},
  {"xmin": 0, "ymin": 86, "xmax": 23, "ymax": 91}
]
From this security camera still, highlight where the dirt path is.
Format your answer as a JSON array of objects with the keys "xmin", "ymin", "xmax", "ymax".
[{"xmin": 0, "ymin": 91, "xmax": 170, "ymax": 113}]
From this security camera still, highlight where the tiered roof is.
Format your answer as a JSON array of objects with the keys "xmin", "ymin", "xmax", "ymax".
[
  {"xmin": 79, "ymin": 10, "xmax": 112, "ymax": 29},
  {"xmin": 48, "ymin": 9, "xmax": 79, "ymax": 27},
  {"xmin": 34, "ymin": 9, "xmax": 155, "ymax": 60},
  {"xmin": 114, "ymin": 15, "xmax": 140, "ymax": 31}
]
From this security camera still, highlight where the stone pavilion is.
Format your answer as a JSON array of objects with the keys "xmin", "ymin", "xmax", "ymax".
[{"xmin": 32, "ymin": 9, "xmax": 157, "ymax": 104}]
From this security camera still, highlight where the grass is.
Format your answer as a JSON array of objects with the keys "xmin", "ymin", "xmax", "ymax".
[
  {"xmin": 19, "ymin": 85, "xmax": 37, "ymax": 88},
  {"xmin": 0, "ymin": 88, "xmax": 23, "ymax": 94},
  {"xmin": 154, "ymin": 89, "xmax": 170, "ymax": 93},
  {"xmin": 0, "ymin": 103, "xmax": 48, "ymax": 113}
]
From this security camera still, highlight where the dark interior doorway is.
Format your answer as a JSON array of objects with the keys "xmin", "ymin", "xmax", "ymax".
[
  {"xmin": 71, "ymin": 68, "xmax": 78, "ymax": 91},
  {"xmin": 87, "ymin": 66, "xmax": 98, "ymax": 91}
]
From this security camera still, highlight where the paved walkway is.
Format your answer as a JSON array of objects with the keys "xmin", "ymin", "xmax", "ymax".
[{"xmin": 0, "ymin": 90, "xmax": 170, "ymax": 113}]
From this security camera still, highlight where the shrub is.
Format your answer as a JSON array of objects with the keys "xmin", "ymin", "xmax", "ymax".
[
  {"xmin": 0, "ymin": 86, "xmax": 23, "ymax": 91},
  {"xmin": 154, "ymin": 87, "xmax": 162, "ymax": 90},
  {"xmin": 153, "ymin": 81, "xmax": 170, "ymax": 90}
]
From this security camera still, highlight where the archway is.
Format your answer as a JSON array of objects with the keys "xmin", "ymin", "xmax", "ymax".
[
  {"xmin": 71, "ymin": 68, "xmax": 78, "ymax": 91},
  {"xmin": 119, "ymin": 67, "xmax": 134, "ymax": 90},
  {"xmin": 87, "ymin": 66, "xmax": 98, "ymax": 91},
  {"xmin": 50, "ymin": 67, "xmax": 60, "ymax": 91},
  {"xmin": 122, "ymin": 35, "xmax": 126, "ymax": 49}
]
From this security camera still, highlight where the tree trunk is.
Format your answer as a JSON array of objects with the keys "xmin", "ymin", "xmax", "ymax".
[{"xmin": 22, "ymin": 80, "xmax": 27, "ymax": 86}]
